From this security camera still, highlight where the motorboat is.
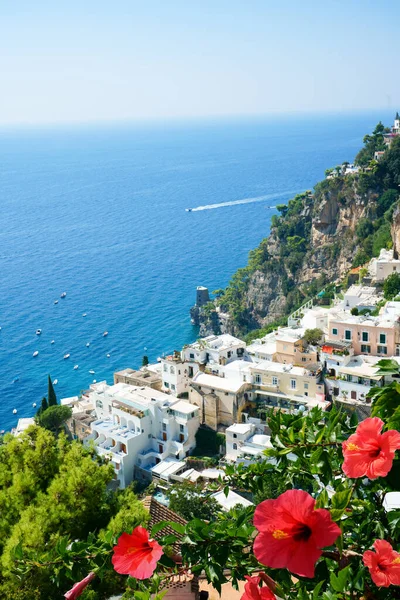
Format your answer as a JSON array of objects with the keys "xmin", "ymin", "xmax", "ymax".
[
  {"xmin": 54, "ymin": 300, "xmax": 59, "ymax": 305},
  {"xmin": 186, "ymin": 208, "xmax": 192, "ymax": 212},
  {"xmin": 36, "ymin": 329, "xmax": 42, "ymax": 335},
  {"xmin": 13, "ymin": 378, "xmax": 19, "ymax": 383},
  {"xmin": 86, "ymin": 342, "xmax": 90, "ymax": 347},
  {"xmin": 106, "ymin": 353, "xmax": 110, "ymax": 358},
  {"xmin": 32, "ymin": 403, "xmax": 37, "ymax": 408},
  {"xmin": 73, "ymin": 364, "xmax": 79, "ymax": 370},
  {"xmin": 13, "ymin": 409, "xmax": 17, "ymax": 414},
  {"xmin": 61, "ymin": 292, "xmax": 67, "ymax": 298},
  {"xmin": 51, "ymin": 340, "xmax": 55, "ymax": 344},
  {"xmin": 53, "ymin": 379, "xmax": 58, "ymax": 385},
  {"xmin": 103, "ymin": 331, "xmax": 108, "ymax": 337},
  {"xmin": 63, "ymin": 353, "xmax": 70, "ymax": 359},
  {"xmin": 93, "ymin": 379, "xmax": 97, "ymax": 383},
  {"xmin": 82, "ymin": 313, "xmax": 87, "ymax": 317},
  {"xmin": 89, "ymin": 369, "xmax": 95, "ymax": 374},
  {"xmin": 33, "ymin": 351, "xmax": 39, "ymax": 357}
]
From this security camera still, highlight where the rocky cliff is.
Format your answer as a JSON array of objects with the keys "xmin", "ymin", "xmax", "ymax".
[{"xmin": 194, "ymin": 133, "xmax": 400, "ymax": 338}]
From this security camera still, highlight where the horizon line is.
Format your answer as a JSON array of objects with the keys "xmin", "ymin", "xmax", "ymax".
[{"xmin": 0, "ymin": 106, "xmax": 397, "ymax": 130}]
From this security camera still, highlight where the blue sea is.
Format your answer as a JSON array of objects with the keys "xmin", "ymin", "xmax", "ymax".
[{"xmin": 0, "ymin": 111, "xmax": 393, "ymax": 430}]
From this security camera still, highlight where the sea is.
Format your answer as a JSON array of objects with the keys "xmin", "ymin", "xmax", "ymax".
[{"xmin": 0, "ymin": 110, "xmax": 394, "ymax": 431}]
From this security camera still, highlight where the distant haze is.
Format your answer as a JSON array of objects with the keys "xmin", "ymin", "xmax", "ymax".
[{"xmin": 0, "ymin": 0, "xmax": 399, "ymax": 125}]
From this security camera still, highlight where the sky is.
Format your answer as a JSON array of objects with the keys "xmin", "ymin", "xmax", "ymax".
[{"xmin": 0, "ymin": 0, "xmax": 399, "ymax": 125}]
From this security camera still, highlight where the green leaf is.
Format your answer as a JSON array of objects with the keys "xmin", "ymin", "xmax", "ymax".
[
  {"xmin": 313, "ymin": 580, "xmax": 325, "ymax": 599},
  {"xmin": 151, "ymin": 521, "xmax": 185, "ymax": 537},
  {"xmin": 329, "ymin": 565, "xmax": 352, "ymax": 592}
]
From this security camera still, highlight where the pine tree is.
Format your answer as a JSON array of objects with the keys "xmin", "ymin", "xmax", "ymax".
[
  {"xmin": 47, "ymin": 376, "xmax": 57, "ymax": 407},
  {"xmin": 41, "ymin": 397, "xmax": 48, "ymax": 412}
]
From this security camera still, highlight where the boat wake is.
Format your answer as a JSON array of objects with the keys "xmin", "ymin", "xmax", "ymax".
[{"xmin": 187, "ymin": 189, "xmax": 299, "ymax": 212}]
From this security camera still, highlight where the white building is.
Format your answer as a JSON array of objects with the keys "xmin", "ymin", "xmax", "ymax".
[
  {"xmin": 337, "ymin": 285, "xmax": 382, "ymax": 311},
  {"xmin": 160, "ymin": 351, "xmax": 194, "ymax": 396},
  {"xmin": 86, "ymin": 382, "xmax": 199, "ymax": 488},
  {"xmin": 369, "ymin": 249, "xmax": 400, "ymax": 283},
  {"xmin": 182, "ymin": 334, "xmax": 247, "ymax": 367},
  {"xmin": 11, "ymin": 418, "xmax": 35, "ymax": 436},
  {"xmin": 225, "ymin": 422, "xmax": 272, "ymax": 465},
  {"xmin": 325, "ymin": 355, "xmax": 386, "ymax": 407}
]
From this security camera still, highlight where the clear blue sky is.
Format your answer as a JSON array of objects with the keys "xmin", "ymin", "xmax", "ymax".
[{"xmin": 1, "ymin": 0, "xmax": 399, "ymax": 125}]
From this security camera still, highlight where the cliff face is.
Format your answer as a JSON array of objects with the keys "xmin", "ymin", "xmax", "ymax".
[{"xmin": 196, "ymin": 175, "xmax": 383, "ymax": 337}]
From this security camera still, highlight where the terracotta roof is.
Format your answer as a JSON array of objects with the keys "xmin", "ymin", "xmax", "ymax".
[{"xmin": 142, "ymin": 496, "xmax": 187, "ymax": 552}]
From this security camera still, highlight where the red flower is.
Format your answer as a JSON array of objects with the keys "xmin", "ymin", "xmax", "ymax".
[
  {"xmin": 112, "ymin": 526, "xmax": 163, "ymax": 580},
  {"xmin": 241, "ymin": 575, "xmax": 276, "ymax": 600},
  {"xmin": 64, "ymin": 572, "xmax": 95, "ymax": 599},
  {"xmin": 342, "ymin": 417, "xmax": 400, "ymax": 480},
  {"xmin": 363, "ymin": 539, "xmax": 400, "ymax": 587},
  {"xmin": 253, "ymin": 489, "xmax": 341, "ymax": 578}
]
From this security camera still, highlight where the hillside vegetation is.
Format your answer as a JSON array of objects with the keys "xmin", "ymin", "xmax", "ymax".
[{"xmin": 197, "ymin": 128, "xmax": 400, "ymax": 338}]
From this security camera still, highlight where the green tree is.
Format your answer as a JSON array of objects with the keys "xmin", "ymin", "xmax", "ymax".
[
  {"xmin": 168, "ymin": 482, "xmax": 220, "ymax": 521},
  {"xmin": 303, "ymin": 328, "xmax": 324, "ymax": 345},
  {"xmin": 142, "ymin": 355, "xmax": 149, "ymax": 367},
  {"xmin": 47, "ymin": 375, "xmax": 57, "ymax": 407},
  {"xmin": 37, "ymin": 405, "xmax": 72, "ymax": 433},
  {"xmin": 39, "ymin": 397, "xmax": 48, "ymax": 414},
  {"xmin": 377, "ymin": 189, "xmax": 399, "ymax": 217},
  {"xmin": 383, "ymin": 271, "xmax": 400, "ymax": 299}
]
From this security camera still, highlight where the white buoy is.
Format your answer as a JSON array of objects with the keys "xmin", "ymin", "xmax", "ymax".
[{"xmin": 13, "ymin": 409, "xmax": 17, "ymax": 414}]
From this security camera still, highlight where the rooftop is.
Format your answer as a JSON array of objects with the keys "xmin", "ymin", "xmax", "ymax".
[
  {"xmin": 170, "ymin": 400, "xmax": 199, "ymax": 415},
  {"xmin": 211, "ymin": 489, "xmax": 253, "ymax": 511},
  {"xmin": 226, "ymin": 423, "xmax": 253, "ymax": 434},
  {"xmin": 151, "ymin": 458, "xmax": 186, "ymax": 478},
  {"xmin": 250, "ymin": 360, "xmax": 310, "ymax": 377},
  {"xmin": 191, "ymin": 372, "xmax": 247, "ymax": 393}
]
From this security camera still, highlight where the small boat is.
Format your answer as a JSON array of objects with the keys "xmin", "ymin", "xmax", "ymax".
[
  {"xmin": 106, "ymin": 353, "xmax": 110, "ymax": 358},
  {"xmin": 93, "ymin": 379, "xmax": 97, "ymax": 383},
  {"xmin": 63, "ymin": 353, "xmax": 70, "ymax": 359},
  {"xmin": 53, "ymin": 379, "xmax": 58, "ymax": 385},
  {"xmin": 36, "ymin": 329, "xmax": 42, "ymax": 335},
  {"xmin": 186, "ymin": 208, "xmax": 192, "ymax": 212},
  {"xmin": 103, "ymin": 331, "xmax": 108, "ymax": 337},
  {"xmin": 51, "ymin": 340, "xmax": 55, "ymax": 344},
  {"xmin": 33, "ymin": 351, "xmax": 39, "ymax": 357},
  {"xmin": 86, "ymin": 342, "xmax": 90, "ymax": 347},
  {"xmin": 82, "ymin": 313, "xmax": 87, "ymax": 317},
  {"xmin": 32, "ymin": 403, "xmax": 37, "ymax": 408},
  {"xmin": 13, "ymin": 409, "xmax": 17, "ymax": 414},
  {"xmin": 73, "ymin": 364, "xmax": 79, "ymax": 370},
  {"xmin": 61, "ymin": 292, "xmax": 67, "ymax": 298},
  {"xmin": 54, "ymin": 300, "xmax": 59, "ymax": 305},
  {"xmin": 89, "ymin": 369, "xmax": 95, "ymax": 374},
  {"xmin": 13, "ymin": 378, "xmax": 19, "ymax": 384}
]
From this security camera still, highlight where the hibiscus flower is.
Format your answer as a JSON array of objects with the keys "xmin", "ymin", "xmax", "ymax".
[
  {"xmin": 253, "ymin": 489, "xmax": 341, "ymax": 578},
  {"xmin": 64, "ymin": 572, "xmax": 95, "ymax": 599},
  {"xmin": 241, "ymin": 575, "xmax": 276, "ymax": 599},
  {"xmin": 363, "ymin": 539, "xmax": 400, "ymax": 587},
  {"xmin": 112, "ymin": 526, "xmax": 163, "ymax": 580},
  {"xmin": 342, "ymin": 417, "xmax": 400, "ymax": 480}
]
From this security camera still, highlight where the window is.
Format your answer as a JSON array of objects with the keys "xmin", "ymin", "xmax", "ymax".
[
  {"xmin": 361, "ymin": 345, "xmax": 371, "ymax": 353},
  {"xmin": 302, "ymin": 357, "xmax": 307, "ymax": 362},
  {"xmin": 162, "ymin": 423, "xmax": 166, "ymax": 431},
  {"xmin": 233, "ymin": 433, "xmax": 237, "ymax": 439},
  {"xmin": 377, "ymin": 346, "xmax": 388, "ymax": 355},
  {"xmin": 96, "ymin": 400, "xmax": 103, "ymax": 409},
  {"xmin": 170, "ymin": 366, "xmax": 175, "ymax": 374},
  {"xmin": 108, "ymin": 405, "xmax": 112, "ymax": 413},
  {"xmin": 232, "ymin": 443, "xmax": 237, "ymax": 450},
  {"xmin": 272, "ymin": 376, "xmax": 278, "ymax": 386},
  {"xmin": 379, "ymin": 333, "xmax": 386, "ymax": 344},
  {"xmin": 227, "ymin": 351, "xmax": 232, "ymax": 358},
  {"xmin": 164, "ymin": 382, "xmax": 170, "ymax": 388},
  {"xmin": 171, "ymin": 384, "xmax": 176, "ymax": 391},
  {"xmin": 180, "ymin": 424, "xmax": 184, "ymax": 432},
  {"xmin": 332, "ymin": 328, "xmax": 338, "ymax": 336},
  {"xmin": 189, "ymin": 353, "xmax": 195, "ymax": 359},
  {"xmin": 345, "ymin": 330, "xmax": 352, "ymax": 341},
  {"xmin": 290, "ymin": 379, "xmax": 296, "ymax": 390},
  {"xmin": 351, "ymin": 391, "xmax": 357, "ymax": 400},
  {"xmin": 304, "ymin": 383, "xmax": 309, "ymax": 390},
  {"xmin": 163, "ymin": 364, "xmax": 167, "ymax": 372},
  {"xmin": 255, "ymin": 373, "xmax": 261, "ymax": 384},
  {"xmin": 362, "ymin": 331, "xmax": 369, "ymax": 342}
]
